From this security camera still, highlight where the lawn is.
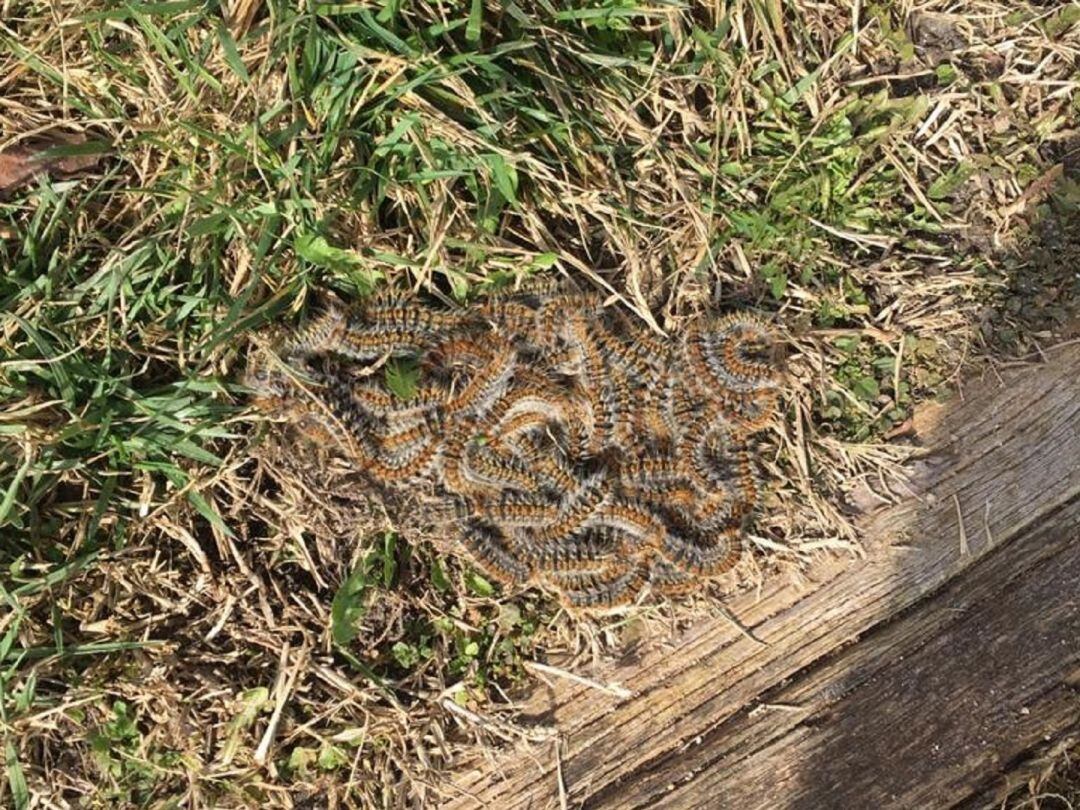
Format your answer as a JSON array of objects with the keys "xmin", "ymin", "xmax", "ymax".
[{"xmin": 1, "ymin": 0, "xmax": 1078, "ymax": 806}]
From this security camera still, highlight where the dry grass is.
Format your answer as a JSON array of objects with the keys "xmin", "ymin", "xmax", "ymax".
[
  {"xmin": 1003, "ymin": 736, "xmax": 1080, "ymax": 810},
  {"xmin": 1, "ymin": 0, "xmax": 1078, "ymax": 807}
]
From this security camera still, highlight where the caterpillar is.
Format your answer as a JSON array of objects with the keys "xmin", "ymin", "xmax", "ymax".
[{"xmin": 248, "ymin": 283, "xmax": 781, "ymax": 609}]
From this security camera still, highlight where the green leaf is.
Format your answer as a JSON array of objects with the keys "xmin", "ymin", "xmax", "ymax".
[
  {"xmin": 430, "ymin": 558, "xmax": 451, "ymax": 593},
  {"xmin": 530, "ymin": 252, "xmax": 558, "ymax": 270},
  {"xmin": 294, "ymin": 233, "xmax": 382, "ymax": 293},
  {"xmin": 216, "ymin": 23, "xmax": 250, "ymax": 83},
  {"xmin": 14, "ymin": 673, "xmax": 36, "ymax": 714},
  {"xmin": 171, "ymin": 438, "xmax": 225, "ymax": 466},
  {"xmin": 33, "ymin": 138, "xmax": 113, "ymax": 162},
  {"xmin": 0, "ymin": 456, "xmax": 30, "ymax": 528},
  {"xmin": 927, "ymin": 164, "xmax": 972, "ymax": 201},
  {"xmin": 331, "ymin": 563, "xmax": 370, "ymax": 646},
  {"xmin": 497, "ymin": 603, "xmax": 522, "ymax": 632},
  {"xmin": 86, "ymin": 475, "xmax": 117, "ymax": 542},
  {"xmin": 466, "ymin": 572, "xmax": 494, "ymax": 597},
  {"xmin": 833, "ymin": 336, "xmax": 860, "ymax": 355},
  {"xmin": 391, "ymin": 641, "xmax": 420, "ymax": 668},
  {"xmin": 760, "ymin": 262, "xmax": 789, "ymax": 301},
  {"xmin": 294, "ymin": 233, "xmax": 350, "ymax": 267},
  {"xmin": 485, "ymin": 153, "xmax": 518, "ymax": 206},
  {"xmin": 379, "ymin": 533, "xmax": 397, "ymax": 588},
  {"xmin": 2, "ymin": 640, "xmax": 155, "ymax": 662},
  {"xmin": 852, "ymin": 376, "xmax": 880, "ymax": 402},
  {"xmin": 384, "ymin": 359, "xmax": 419, "ymax": 401},
  {"xmin": 5, "ymin": 740, "xmax": 28, "ymax": 810},
  {"xmin": 318, "ymin": 742, "xmax": 349, "ymax": 771},
  {"xmin": 445, "ymin": 269, "xmax": 469, "ymax": 301},
  {"xmin": 935, "ymin": 63, "xmax": 958, "ymax": 86},
  {"xmin": 466, "ymin": 0, "xmax": 483, "ymax": 43},
  {"xmin": 872, "ymin": 355, "xmax": 897, "ymax": 376},
  {"xmin": 187, "ymin": 491, "xmax": 235, "ymax": 538},
  {"xmin": 373, "ymin": 113, "xmax": 421, "ymax": 157},
  {"xmin": 357, "ymin": 8, "xmax": 416, "ymax": 56},
  {"xmin": 1042, "ymin": 4, "xmax": 1080, "ymax": 36}
]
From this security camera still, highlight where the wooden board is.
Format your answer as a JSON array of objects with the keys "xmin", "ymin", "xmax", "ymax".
[{"xmin": 442, "ymin": 343, "xmax": 1080, "ymax": 809}]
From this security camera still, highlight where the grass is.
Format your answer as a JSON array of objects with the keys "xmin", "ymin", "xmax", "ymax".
[{"xmin": 1, "ymin": 0, "xmax": 1078, "ymax": 806}]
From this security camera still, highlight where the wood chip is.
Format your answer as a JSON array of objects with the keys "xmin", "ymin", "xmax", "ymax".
[{"xmin": 0, "ymin": 135, "xmax": 103, "ymax": 195}]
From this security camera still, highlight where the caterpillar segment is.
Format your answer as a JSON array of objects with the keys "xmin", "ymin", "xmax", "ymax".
[
  {"xmin": 462, "ymin": 443, "xmax": 545, "ymax": 494},
  {"xmin": 486, "ymin": 499, "xmax": 561, "ymax": 528},
  {"xmin": 489, "ymin": 409, "xmax": 556, "ymax": 447},
  {"xmin": 375, "ymin": 421, "xmax": 434, "ymax": 454},
  {"xmin": 287, "ymin": 301, "xmax": 349, "ymax": 355},
  {"xmin": 684, "ymin": 423, "xmax": 745, "ymax": 489},
  {"xmin": 617, "ymin": 454, "xmax": 686, "ymax": 491},
  {"xmin": 545, "ymin": 555, "xmax": 651, "ymax": 608},
  {"xmin": 709, "ymin": 315, "xmax": 779, "ymax": 387},
  {"xmin": 332, "ymin": 329, "xmax": 431, "ymax": 362},
  {"xmin": 444, "ymin": 350, "xmax": 515, "ymax": 419},
  {"xmin": 590, "ymin": 323, "xmax": 659, "ymax": 379},
  {"xmin": 662, "ymin": 525, "xmax": 742, "ymax": 577},
  {"xmin": 361, "ymin": 436, "xmax": 440, "ymax": 483},
  {"xmin": 627, "ymin": 485, "xmax": 699, "ymax": 516},
  {"xmin": 354, "ymin": 295, "xmax": 474, "ymax": 336},
  {"xmin": 439, "ymin": 433, "xmax": 489, "ymax": 499},
  {"xmin": 584, "ymin": 502, "xmax": 666, "ymax": 552},
  {"xmin": 521, "ymin": 526, "xmax": 621, "ymax": 570},
  {"xmin": 510, "ymin": 434, "xmax": 579, "ymax": 494},
  {"xmin": 529, "ymin": 481, "xmax": 607, "ymax": 546},
  {"xmin": 351, "ymin": 382, "xmax": 446, "ymax": 418},
  {"xmin": 457, "ymin": 520, "xmax": 532, "ymax": 584},
  {"xmin": 682, "ymin": 315, "xmax": 781, "ymax": 397},
  {"xmin": 709, "ymin": 386, "xmax": 779, "ymax": 433},
  {"xmin": 687, "ymin": 490, "xmax": 739, "ymax": 532},
  {"xmin": 647, "ymin": 555, "xmax": 698, "ymax": 597}
]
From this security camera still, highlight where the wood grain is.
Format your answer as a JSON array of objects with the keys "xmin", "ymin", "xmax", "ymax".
[
  {"xmin": 442, "ymin": 344, "xmax": 1080, "ymax": 810},
  {"xmin": 625, "ymin": 498, "xmax": 1080, "ymax": 809}
]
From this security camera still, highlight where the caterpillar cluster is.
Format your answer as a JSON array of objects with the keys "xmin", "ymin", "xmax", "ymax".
[{"xmin": 247, "ymin": 283, "xmax": 781, "ymax": 609}]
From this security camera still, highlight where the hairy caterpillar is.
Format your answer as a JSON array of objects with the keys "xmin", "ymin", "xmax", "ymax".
[{"xmin": 248, "ymin": 283, "xmax": 781, "ymax": 610}]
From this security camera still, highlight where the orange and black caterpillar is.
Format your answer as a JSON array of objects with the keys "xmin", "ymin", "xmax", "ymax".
[{"xmin": 247, "ymin": 284, "xmax": 781, "ymax": 610}]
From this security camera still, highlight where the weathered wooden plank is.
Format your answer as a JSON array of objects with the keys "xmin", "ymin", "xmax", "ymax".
[
  {"xmin": 442, "ymin": 345, "xmax": 1080, "ymax": 810},
  {"xmin": 617, "ymin": 498, "xmax": 1080, "ymax": 808}
]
